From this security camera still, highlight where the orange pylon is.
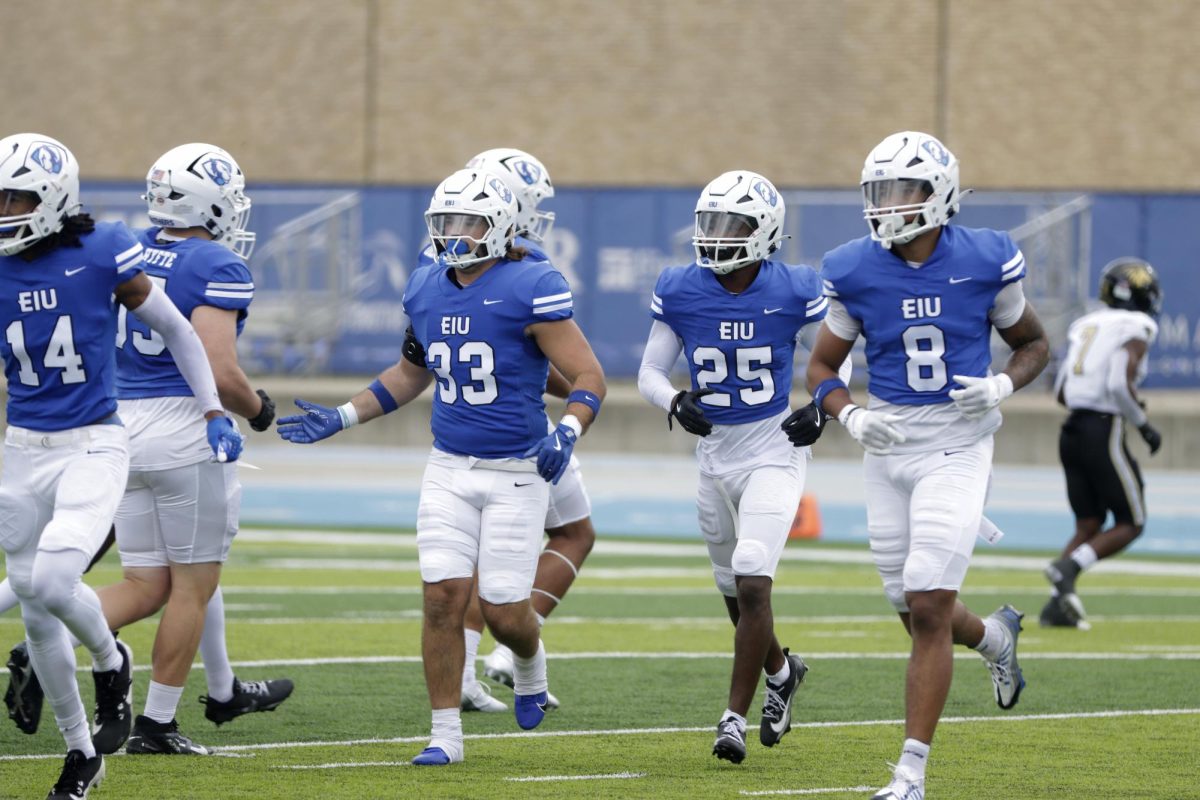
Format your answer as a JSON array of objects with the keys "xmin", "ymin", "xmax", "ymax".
[{"xmin": 788, "ymin": 493, "xmax": 822, "ymax": 540}]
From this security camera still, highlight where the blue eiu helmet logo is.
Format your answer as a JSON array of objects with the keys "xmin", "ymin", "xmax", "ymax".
[
  {"xmin": 920, "ymin": 139, "xmax": 950, "ymax": 167},
  {"xmin": 489, "ymin": 178, "xmax": 513, "ymax": 204},
  {"xmin": 202, "ymin": 158, "xmax": 233, "ymax": 186},
  {"xmin": 29, "ymin": 144, "xmax": 64, "ymax": 175},
  {"xmin": 752, "ymin": 179, "xmax": 777, "ymax": 208},
  {"xmin": 513, "ymin": 160, "xmax": 540, "ymax": 185}
]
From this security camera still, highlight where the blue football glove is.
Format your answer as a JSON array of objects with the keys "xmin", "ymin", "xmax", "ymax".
[
  {"xmin": 276, "ymin": 398, "xmax": 345, "ymax": 444},
  {"xmin": 523, "ymin": 422, "xmax": 578, "ymax": 485},
  {"xmin": 205, "ymin": 416, "xmax": 244, "ymax": 463}
]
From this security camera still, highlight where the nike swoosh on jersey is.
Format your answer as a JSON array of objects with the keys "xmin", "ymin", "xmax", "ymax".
[
  {"xmin": 949, "ymin": 277, "xmax": 972, "ymax": 284},
  {"xmin": 483, "ymin": 299, "xmax": 504, "ymax": 305},
  {"xmin": 65, "ymin": 267, "xmax": 87, "ymax": 276},
  {"xmin": 764, "ymin": 307, "xmax": 783, "ymax": 314}
]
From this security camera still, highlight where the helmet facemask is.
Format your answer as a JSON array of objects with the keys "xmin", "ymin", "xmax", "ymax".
[
  {"xmin": 693, "ymin": 211, "xmax": 760, "ymax": 274},
  {"xmin": 427, "ymin": 212, "xmax": 502, "ymax": 270},
  {"xmin": 862, "ymin": 178, "xmax": 937, "ymax": 247}
]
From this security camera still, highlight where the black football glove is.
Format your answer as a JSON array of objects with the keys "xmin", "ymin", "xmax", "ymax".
[
  {"xmin": 1138, "ymin": 421, "xmax": 1162, "ymax": 455},
  {"xmin": 668, "ymin": 388, "xmax": 715, "ymax": 437},
  {"xmin": 781, "ymin": 401, "xmax": 827, "ymax": 447},
  {"xmin": 248, "ymin": 389, "xmax": 277, "ymax": 432}
]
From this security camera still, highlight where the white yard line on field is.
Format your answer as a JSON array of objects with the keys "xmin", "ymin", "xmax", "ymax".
[
  {"xmin": 504, "ymin": 772, "xmax": 647, "ymax": 783},
  {"xmin": 3, "ymin": 708, "xmax": 1198, "ymax": 763},
  {"xmin": 279, "ymin": 761, "xmax": 411, "ymax": 770},
  {"xmin": 740, "ymin": 788, "xmax": 876, "ymax": 797},
  {"xmin": 234, "ymin": 528, "xmax": 1200, "ymax": 577},
  {"xmin": 50, "ymin": 648, "xmax": 1200, "ymax": 675},
  {"xmin": 215, "ymin": 584, "xmax": 1200, "ymax": 597}
]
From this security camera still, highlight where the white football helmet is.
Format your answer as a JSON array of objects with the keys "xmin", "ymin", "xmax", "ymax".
[
  {"xmin": 692, "ymin": 171, "xmax": 785, "ymax": 274},
  {"xmin": 465, "ymin": 148, "xmax": 555, "ymax": 243},
  {"xmin": 425, "ymin": 168, "xmax": 519, "ymax": 270},
  {"xmin": 861, "ymin": 130, "xmax": 960, "ymax": 249},
  {"xmin": 0, "ymin": 133, "xmax": 81, "ymax": 256},
  {"xmin": 144, "ymin": 143, "xmax": 256, "ymax": 258}
]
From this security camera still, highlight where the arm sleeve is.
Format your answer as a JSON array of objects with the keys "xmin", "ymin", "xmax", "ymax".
[
  {"xmin": 823, "ymin": 298, "xmax": 862, "ymax": 340},
  {"xmin": 1106, "ymin": 346, "xmax": 1148, "ymax": 427},
  {"xmin": 638, "ymin": 320, "xmax": 684, "ymax": 412},
  {"xmin": 988, "ymin": 281, "xmax": 1027, "ymax": 329},
  {"xmin": 129, "ymin": 283, "xmax": 223, "ymax": 414}
]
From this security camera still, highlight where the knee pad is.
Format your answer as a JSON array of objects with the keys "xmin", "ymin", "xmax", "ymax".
[
  {"xmin": 731, "ymin": 539, "xmax": 772, "ymax": 577},
  {"xmin": 0, "ymin": 488, "xmax": 40, "ymax": 554},
  {"xmin": 712, "ymin": 565, "xmax": 737, "ymax": 598},
  {"xmin": 904, "ymin": 547, "xmax": 967, "ymax": 594},
  {"xmin": 478, "ymin": 570, "xmax": 531, "ymax": 605}
]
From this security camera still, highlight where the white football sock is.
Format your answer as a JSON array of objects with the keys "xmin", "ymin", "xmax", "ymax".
[
  {"xmin": 1070, "ymin": 543, "xmax": 1099, "ymax": 571},
  {"xmin": 428, "ymin": 707, "xmax": 463, "ymax": 759},
  {"xmin": 144, "ymin": 680, "xmax": 184, "ymax": 724},
  {"xmin": 897, "ymin": 738, "xmax": 930, "ymax": 779},
  {"xmin": 200, "ymin": 587, "xmax": 235, "ymax": 702},
  {"xmin": 462, "ymin": 628, "xmax": 482, "ymax": 690},
  {"xmin": 973, "ymin": 616, "xmax": 1008, "ymax": 662},
  {"xmin": 512, "ymin": 639, "xmax": 548, "ymax": 695},
  {"xmin": 765, "ymin": 657, "xmax": 791, "ymax": 686}
]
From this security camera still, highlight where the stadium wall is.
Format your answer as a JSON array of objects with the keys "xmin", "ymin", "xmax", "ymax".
[{"xmin": 15, "ymin": 0, "xmax": 1200, "ymax": 189}]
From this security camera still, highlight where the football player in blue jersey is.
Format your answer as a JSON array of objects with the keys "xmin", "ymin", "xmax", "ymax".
[
  {"xmin": 416, "ymin": 149, "xmax": 591, "ymax": 714},
  {"xmin": 805, "ymin": 131, "xmax": 1050, "ymax": 800},
  {"xmin": 4, "ymin": 145, "xmax": 292, "ymax": 750},
  {"xmin": 77, "ymin": 143, "xmax": 288, "ymax": 755},
  {"xmin": 638, "ymin": 171, "xmax": 836, "ymax": 764},
  {"xmin": 278, "ymin": 168, "xmax": 606, "ymax": 766},
  {"xmin": 0, "ymin": 133, "xmax": 240, "ymax": 799}
]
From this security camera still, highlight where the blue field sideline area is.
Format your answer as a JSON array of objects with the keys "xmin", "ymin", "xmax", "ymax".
[{"xmin": 237, "ymin": 445, "xmax": 1200, "ymax": 557}]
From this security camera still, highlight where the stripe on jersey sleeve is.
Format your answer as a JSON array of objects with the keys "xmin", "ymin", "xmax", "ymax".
[
  {"xmin": 805, "ymin": 295, "xmax": 829, "ymax": 318},
  {"xmin": 1001, "ymin": 250, "xmax": 1026, "ymax": 281},
  {"xmin": 533, "ymin": 290, "xmax": 573, "ymax": 315}
]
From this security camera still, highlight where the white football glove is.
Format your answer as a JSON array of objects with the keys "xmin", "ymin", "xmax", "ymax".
[
  {"xmin": 837, "ymin": 404, "xmax": 906, "ymax": 455},
  {"xmin": 948, "ymin": 373, "xmax": 1014, "ymax": 420}
]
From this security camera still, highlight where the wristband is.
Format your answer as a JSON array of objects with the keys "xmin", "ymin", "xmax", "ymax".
[
  {"xmin": 369, "ymin": 379, "xmax": 399, "ymax": 414},
  {"xmin": 337, "ymin": 402, "xmax": 359, "ymax": 429},
  {"xmin": 559, "ymin": 414, "xmax": 583, "ymax": 438},
  {"xmin": 812, "ymin": 377, "xmax": 848, "ymax": 410},
  {"xmin": 566, "ymin": 389, "xmax": 602, "ymax": 418}
]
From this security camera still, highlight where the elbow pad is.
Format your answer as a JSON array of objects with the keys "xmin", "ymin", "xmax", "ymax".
[{"xmin": 402, "ymin": 326, "xmax": 426, "ymax": 367}]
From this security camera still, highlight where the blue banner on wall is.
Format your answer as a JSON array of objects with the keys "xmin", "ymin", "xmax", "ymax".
[{"xmin": 82, "ymin": 183, "xmax": 1199, "ymax": 386}]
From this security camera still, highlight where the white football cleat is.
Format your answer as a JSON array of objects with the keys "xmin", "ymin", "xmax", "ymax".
[
  {"xmin": 870, "ymin": 765, "xmax": 924, "ymax": 799},
  {"xmin": 460, "ymin": 681, "xmax": 507, "ymax": 713}
]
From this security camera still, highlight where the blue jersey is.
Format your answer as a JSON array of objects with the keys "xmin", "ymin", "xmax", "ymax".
[
  {"xmin": 116, "ymin": 229, "xmax": 254, "ymax": 399},
  {"xmin": 650, "ymin": 260, "xmax": 827, "ymax": 425},
  {"xmin": 0, "ymin": 222, "xmax": 145, "ymax": 431},
  {"xmin": 821, "ymin": 225, "xmax": 1025, "ymax": 406},
  {"xmin": 403, "ymin": 257, "xmax": 573, "ymax": 458}
]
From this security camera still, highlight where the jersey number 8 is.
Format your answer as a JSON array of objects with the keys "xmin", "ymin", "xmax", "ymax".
[{"xmin": 902, "ymin": 324, "xmax": 948, "ymax": 392}]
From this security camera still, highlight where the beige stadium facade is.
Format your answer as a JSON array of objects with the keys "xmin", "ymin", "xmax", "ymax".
[{"xmin": 11, "ymin": 0, "xmax": 1199, "ymax": 190}]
